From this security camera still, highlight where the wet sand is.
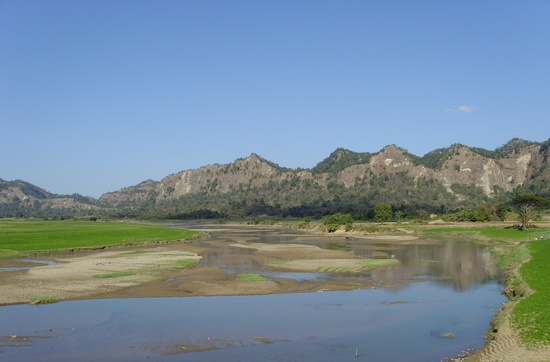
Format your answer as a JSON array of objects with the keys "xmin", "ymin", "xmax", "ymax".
[{"xmin": 0, "ymin": 228, "xmax": 405, "ymax": 306}]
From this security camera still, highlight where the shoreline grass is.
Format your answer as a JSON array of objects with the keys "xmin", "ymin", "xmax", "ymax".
[
  {"xmin": 237, "ymin": 273, "xmax": 269, "ymax": 281},
  {"xmin": 175, "ymin": 259, "xmax": 199, "ymax": 269},
  {"xmin": 93, "ymin": 271, "xmax": 135, "ymax": 279},
  {"xmin": 511, "ymin": 240, "xmax": 550, "ymax": 347},
  {"xmin": 29, "ymin": 296, "xmax": 58, "ymax": 305},
  {"xmin": 0, "ymin": 220, "xmax": 201, "ymax": 258}
]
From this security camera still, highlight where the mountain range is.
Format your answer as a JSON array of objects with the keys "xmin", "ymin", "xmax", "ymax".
[{"xmin": 2, "ymin": 138, "xmax": 549, "ymax": 219}]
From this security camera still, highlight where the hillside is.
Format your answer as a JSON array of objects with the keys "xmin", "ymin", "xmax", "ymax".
[
  {"xmin": 2, "ymin": 138, "xmax": 549, "ymax": 219},
  {"xmin": 102, "ymin": 138, "xmax": 549, "ymax": 219},
  {"xmin": 0, "ymin": 179, "xmax": 99, "ymax": 218}
]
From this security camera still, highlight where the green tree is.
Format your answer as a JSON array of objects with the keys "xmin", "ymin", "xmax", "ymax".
[
  {"xmin": 322, "ymin": 213, "xmax": 353, "ymax": 232},
  {"xmin": 513, "ymin": 194, "xmax": 550, "ymax": 230},
  {"xmin": 394, "ymin": 210, "xmax": 405, "ymax": 223},
  {"xmin": 495, "ymin": 203, "xmax": 511, "ymax": 222},
  {"xmin": 374, "ymin": 203, "xmax": 392, "ymax": 224}
]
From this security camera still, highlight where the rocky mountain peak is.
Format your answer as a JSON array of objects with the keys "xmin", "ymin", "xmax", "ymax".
[{"xmin": 370, "ymin": 145, "xmax": 412, "ymax": 171}]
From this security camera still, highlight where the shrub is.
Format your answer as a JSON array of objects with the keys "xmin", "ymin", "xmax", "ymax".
[{"xmin": 322, "ymin": 213, "xmax": 353, "ymax": 232}]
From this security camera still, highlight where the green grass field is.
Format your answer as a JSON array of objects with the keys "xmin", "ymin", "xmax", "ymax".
[
  {"xmin": 0, "ymin": 220, "xmax": 200, "ymax": 258},
  {"xmin": 511, "ymin": 240, "xmax": 550, "ymax": 347}
]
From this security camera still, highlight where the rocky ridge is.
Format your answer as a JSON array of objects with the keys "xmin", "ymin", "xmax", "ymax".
[{"xmin": 2, "ymin": 138, "xmax": 549, "ymax": 218}]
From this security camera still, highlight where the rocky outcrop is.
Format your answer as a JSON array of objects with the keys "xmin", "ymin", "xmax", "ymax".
[{"xmin": 100, "ymin": 139, "xmax": 548, "ymax": 209}]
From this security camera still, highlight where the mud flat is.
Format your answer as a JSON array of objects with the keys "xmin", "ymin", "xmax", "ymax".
[
  {"xmin": 0, "ymin": 248, "xmax": 202, "ymax": 305},
  {"xmin": 0, "ymin": 235, "xmax": 401, "ymax": 305}
]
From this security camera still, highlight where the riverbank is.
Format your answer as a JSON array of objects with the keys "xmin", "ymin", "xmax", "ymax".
[{"xmin": 464, "ymin": 236, "xmax": 550, "ymax": 362}]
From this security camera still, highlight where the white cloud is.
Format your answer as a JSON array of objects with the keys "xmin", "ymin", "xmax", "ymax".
[{"xmin": 445, "ymin": 105, "xmax": 477, "ymax": 114}]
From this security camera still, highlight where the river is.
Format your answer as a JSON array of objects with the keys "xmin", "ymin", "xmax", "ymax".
[{"xmin": 0, "ymin": 225, "xmax": 506, "ymax": 361}]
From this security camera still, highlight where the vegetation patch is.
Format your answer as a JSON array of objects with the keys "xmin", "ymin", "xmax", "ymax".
[
  {"xmin": 237, "ymin": 273, "xmax": 269, "ymax": 281},
  {"xmin": 93, "ymin": 271, "xmax": 135, "ymax": 279},
  {"xmin": 0, "ymin": 220, "xmax": 201, "ymax": 257},
  {"xmin": 0, "ymin": 249, "xmax": 23, "ymax": 259},
  {"xmin": 318, "ymin": 266, "xmax": 355, "ymax": 272},
  {"xmin": 361, "ymin": 259, "xmax": 400, "ymax": 269},
  {"xmin": 322, "ymin": 213, "xmax": 353, "ymax": 232},
  {"xmin": 30, "ymin": 296, "xmax": 58, "ymax": 305},
  {"xmin": 175, "ymin": 259, "xmax": 199, "ymax": 269},
  {"xmin": 511, "ymin": 240, "xmax": 550, "ymax": 347},
  {"xmin": 269, "ymin": 258, "xmax": 399, "ymax": 272},
  {"xmin": 352, "ymin": 223, "xmax": 382, "ymax": 233}
]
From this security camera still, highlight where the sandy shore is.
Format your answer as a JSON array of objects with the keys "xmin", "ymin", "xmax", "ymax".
[
  {"xmin": 0, "ymin": 239, "xmax": 396, "ymax": 305},
  {"xmin": 0, "ymin": 248, "xmax": 202, "ymax": 305}
]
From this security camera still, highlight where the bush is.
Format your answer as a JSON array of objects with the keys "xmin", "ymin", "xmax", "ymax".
[
  {"xmin": 445, "ymin": 205, "xmax": 493, "ymax": 222},
  {"xmin": 322, "ymin": 213, "xmax": 353, "ymax": 232}
]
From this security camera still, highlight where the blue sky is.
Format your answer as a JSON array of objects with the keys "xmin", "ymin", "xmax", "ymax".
[{"xmin": 1, "ymin": 0, "xmax": 549, "ymax": 198}]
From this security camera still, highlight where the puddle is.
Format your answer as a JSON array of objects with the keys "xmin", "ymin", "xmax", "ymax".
[{"xmin": 0, "ymin": 259, "xmax": 61, "ymax": 272}]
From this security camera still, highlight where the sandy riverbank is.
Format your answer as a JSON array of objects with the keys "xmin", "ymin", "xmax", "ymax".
[{"xmin": 0, "ymin": 236, "xmax": 400, "ymax": 305}]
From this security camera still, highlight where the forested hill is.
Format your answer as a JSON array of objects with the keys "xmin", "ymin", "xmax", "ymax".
[{"xmin": 2, "ymin": 138, "xmax": 549, "ymax": 219}]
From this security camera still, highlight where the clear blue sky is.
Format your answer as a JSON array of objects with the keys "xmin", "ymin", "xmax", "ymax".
[{"xmin": 1, "ymin": 0, "xmax": 549, "ymax": 198}]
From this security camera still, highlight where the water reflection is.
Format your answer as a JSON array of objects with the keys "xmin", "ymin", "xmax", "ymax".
[
  {"xmin": 391, "ymin": 242, "xmax": 499, "ymax": 291},
  {"xmin": 0, "ymin": 259, "xmax": 60, "ymax": 272},
  {"xmin": 189, "ymin": 225, "xmax": 501, "ymax": 292}
]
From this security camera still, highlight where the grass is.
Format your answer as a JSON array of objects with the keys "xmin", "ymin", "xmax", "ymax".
[
  {"xmin": 361, "ymin": 259, "xmax": 400, "ymax": 269},
  {"xmin": 93, "ymin": 271, "xmax": 135, "ymax": 279},
  {"xmin": 269, "ymin": 258, "xmax": 399, "ymax": 272},
  {"xmin": 511, "ymin": 240, "xmax": 550, "ymax": 347},
  {"xmin": 497, "ymin": 242, "xmax": 531, "ymax": 269},
  {"xmin": 29, "ymin": 296, "xmax": 58, "ymax": 305},
  {"xmin": 0, "ymin": 220, "xmax": 201, "ymax": 258},
  {"xmin": 237, "ymin": 273, "xmax": 269, "ymax": 281},
  {"xmin": 317, "ymin": 266, "xmax": 356, "ymax": 272},
  {"xmin": 174, "ymin": 259, "xmax": 199, "ymax": 269}
]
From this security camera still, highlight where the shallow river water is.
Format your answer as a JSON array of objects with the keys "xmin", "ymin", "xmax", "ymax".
[{"xmin": 0, "ymin": 225, "xmax": 506, "ymax": 361}]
